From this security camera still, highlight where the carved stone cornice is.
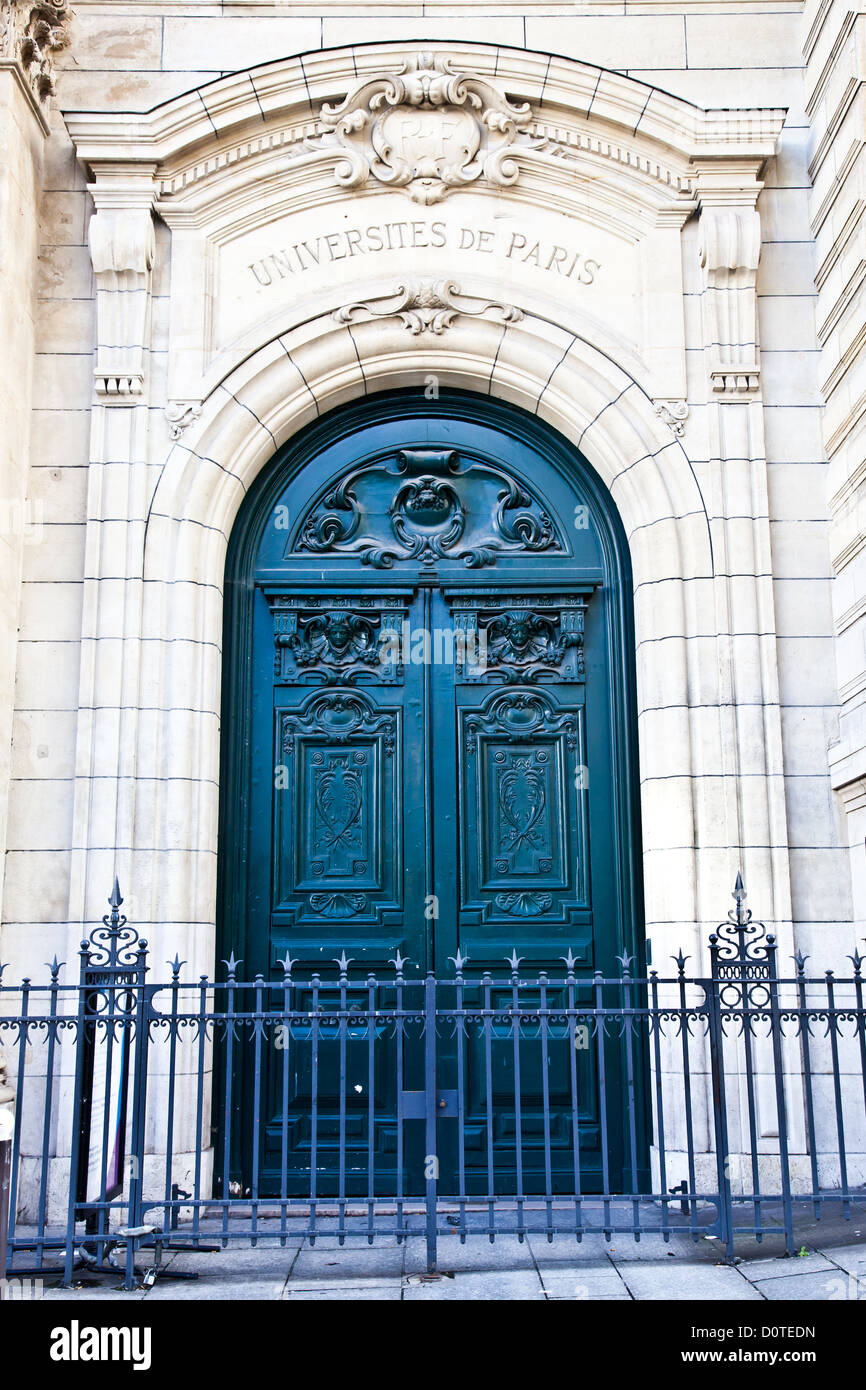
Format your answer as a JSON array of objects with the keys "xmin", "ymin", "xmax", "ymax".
[
  {"xmin": 315, "ymin": 52, "xmax": 535, "ymax": 205},
  {"xmin": 64, "ymin": 45, "xmax": 787, "ymax": 255},
  {"xmin": 0, "ymin": 0, "xmax": 71, "ymax": 107},
  {"xmin": 65, "ymin": 45, "xmax": 787, "ymax": 180},
  {"xmin": 334, "ymin": 281, "xmax": 523, "ymax": 336},
  {"xmin": 87, "ymin": 167, "xmax": 157, "ymax": 399}
]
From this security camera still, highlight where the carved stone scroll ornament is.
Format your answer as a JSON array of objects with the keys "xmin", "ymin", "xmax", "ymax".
[
  {"xmin": 334, "ymin": 281, "xmax": 523, "ymax": 336},
  {"xmin": 698, "ymin": 205, "xmax": 762, "ymax": 396},
  {"xmin": 165, "ymin": 402, "xmax": 202, "ymax": 440},
  {"xmin": 316, "ymin": 52, "xmax": 535, "ymax": 204},
  {"xmin": 0, "ymin": 1, "xmax": 71, "ymax": 104},
  {"xmin": 653, "ymin": 400, "xmax": 689, "ymax": 438}
]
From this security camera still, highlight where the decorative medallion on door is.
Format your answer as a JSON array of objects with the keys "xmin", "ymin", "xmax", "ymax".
[{"xmin": 295, "ymin": 447, "xmax": 562, "ymax": 569}]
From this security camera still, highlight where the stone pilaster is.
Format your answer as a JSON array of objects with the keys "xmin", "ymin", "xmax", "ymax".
[
  {"xmin": 693, "ymin": 164, "xmax": 805, "ymax": 1153},
  {"xmin": 0, "ymin": 2, "xmax": 71, "ymax": 941},
  {"xmin": 66, "ymin": 163, "xmax": 158, "ymax": 950}
]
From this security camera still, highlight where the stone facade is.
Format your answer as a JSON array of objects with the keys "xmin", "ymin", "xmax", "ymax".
[
  {"xmin": 0, "ymin": 2, "xmax": 861, "ymax": 1179},
  {"xmin": 806, "ymin": 0, "xmax": 866, "ymax": 946}
]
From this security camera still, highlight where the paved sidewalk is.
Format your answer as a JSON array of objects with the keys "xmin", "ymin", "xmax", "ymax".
[{"xmin": 32, "ymin": 1206, "xmax": 866, "ymax": 1302}]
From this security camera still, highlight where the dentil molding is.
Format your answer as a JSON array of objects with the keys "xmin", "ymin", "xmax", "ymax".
[{"xmin": 64, "ymin": 45, "xmax": 786, "ymax": 208}]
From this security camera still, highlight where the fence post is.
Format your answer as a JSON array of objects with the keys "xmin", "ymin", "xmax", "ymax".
[
  {"xmin": 62, "ymin": 936, "xmax": 92, "ymax": 1287},
  {"xmin": 424, "ymin": 971, "xmax": 437, "ymax": 1273},
  {"xmin": 0, "ymin": 1055, "xmax": 13, "ymax": 1295},
  {"xmin": 122, "ymin": 935, "xmax": 151, "ymax": 1291},
  {"xmin": 707, "ymin": 934, "xmax": 735, "ymax": 1261},
  {"xmin": 766, "ymin": 936, "xmax": 795, "ymax": 1254}
]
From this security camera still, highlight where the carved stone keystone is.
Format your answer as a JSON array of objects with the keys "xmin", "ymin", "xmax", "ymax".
[{"xmin": 317, "ymin": 52, "xmax": 535, "ymax": 204}]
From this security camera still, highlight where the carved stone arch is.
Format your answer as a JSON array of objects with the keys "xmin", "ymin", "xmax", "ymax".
[{"xmin": 144, "ymin": 308, "xmax": 711, "ymax": 594}]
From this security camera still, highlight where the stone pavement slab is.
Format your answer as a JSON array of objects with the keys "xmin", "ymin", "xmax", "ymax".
[
  {"xmin": 42, "ymin": 1286, "xmax": 149, "ymax": 1300},
  {"xmin": 404, "ymin": 1232, "xmax": 534, "ymax": 1273},
  {"xmin": 289, "ymin": 1241, "xmax": 404, "ymax": 1282},
  {"xmin": 742, "ymin": 1252, "xmax": 836, "ymax": 1280},
  {"xmin": 817, "ymin": 1243, "xmax": 866, "ymax": 1277},
  {"xmin": 618, "ymin": 1261, "xmax": 762, "ymax": 1300},
  {"xmin": 526, "ymin": 1233, "xmax": 613, "ymax": 1263},
  {"xmin": 601, "ymin": 1234, "xmax": 721, "ymax": 1262},
  {"xmin": 282, "ymin": 1284, "xmax": 402, "ymax": 1300},
  {"xmin": 145, "ymin": 1273, "xmax": 288, "ymax": 1300},
  {"xmin": 162, "ymin": 1244, "xmax": 300, "ymax": 1277},
  {"xmin": 402, "ymin": 1269, "xmax": 545, "ymax": 1300},
  {"xmin": 748, "ymin": 1270, "xmax": 859, "ymax": 1301},
  {"xmin": 539, "ymin": 1265, "xmax": 630, "ymax": 1299}
]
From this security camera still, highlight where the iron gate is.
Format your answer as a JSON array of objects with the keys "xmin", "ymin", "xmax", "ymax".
[{"xmin": 1, "ymin": 876, "xmax": 865, "ymax": 1288}]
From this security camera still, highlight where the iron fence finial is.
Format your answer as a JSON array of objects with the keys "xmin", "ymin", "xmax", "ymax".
[{"xmin": 733, "ymin": 871, "xmax": 747, "ymax": 926}]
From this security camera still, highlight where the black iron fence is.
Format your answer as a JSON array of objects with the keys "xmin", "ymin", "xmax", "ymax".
[{"xmin": 1, "ymin": 877, "xmax": 865, "ymax": 1288}]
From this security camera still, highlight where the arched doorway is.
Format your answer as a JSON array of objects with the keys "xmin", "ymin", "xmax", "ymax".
[{"xmin": 218, "ymin": 389, "xmax": 646, "ymax": 1196}]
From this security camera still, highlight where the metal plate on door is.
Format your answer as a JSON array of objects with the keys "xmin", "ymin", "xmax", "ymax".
[{"xmin": 401, "ymin": 1089, "xmax": 458, "ymax": 1118}]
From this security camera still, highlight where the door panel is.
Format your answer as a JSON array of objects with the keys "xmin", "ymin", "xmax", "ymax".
[
  {"xmin": 456, "ymin": 682, "xmax": 590, "ymax": 961},
  {"xmin": 254, "ymin": 589, "xmax": 428, "ymax": 1192}
]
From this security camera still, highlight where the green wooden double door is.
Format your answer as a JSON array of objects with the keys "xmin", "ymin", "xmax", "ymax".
[{"xmin": 221, "ymin": 394, "xmax": 645, "ymax": 1197}]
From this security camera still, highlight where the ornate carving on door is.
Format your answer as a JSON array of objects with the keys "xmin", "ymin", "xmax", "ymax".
[{"xmin": 295, "ymin": 447, "xmax": 561, "ymax": 569}]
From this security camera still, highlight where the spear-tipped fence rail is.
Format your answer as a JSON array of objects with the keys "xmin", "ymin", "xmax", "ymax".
[{"xmin": 1, "ymin": 876, "xmax": 865, "ymax": 1288}]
